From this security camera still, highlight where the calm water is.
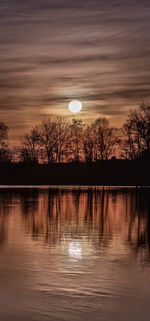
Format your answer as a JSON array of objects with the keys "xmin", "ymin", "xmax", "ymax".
[{"xmin": 0, "ymin": 187, "xmax": 150, "ymax": 321}]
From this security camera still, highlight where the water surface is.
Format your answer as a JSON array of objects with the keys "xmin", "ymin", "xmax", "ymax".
[{"xmin": 0, "ymin": 187, "xmax": 150, "ymax": 321}]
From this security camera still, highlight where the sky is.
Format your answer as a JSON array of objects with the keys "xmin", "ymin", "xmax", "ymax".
[{"xmin": 1, "ymin": 0, "xmax": 150, "ymax": 144}]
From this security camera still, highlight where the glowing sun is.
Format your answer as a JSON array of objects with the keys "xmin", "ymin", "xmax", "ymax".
[{"xmin": 68, "ymin": 100, "xmax": 82, "ymax": 113}]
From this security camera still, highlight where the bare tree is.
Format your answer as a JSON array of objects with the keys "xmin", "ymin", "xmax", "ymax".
[
  {"xmin": 0, "ymin": 122, "xmax": 8, "ymax": 147},
  {"xmin": 54, "ymin": 118, "xmax": 71, "ymax": 163},
  {"xmin": 93, "ymin": 118, "xmax": 116, "ymax": 161},
  {"xmin": 83, "ymin": 125, "xmax": 95, "ymax": 162},
  {"xmin": 34, "ymin": 119, "xmax": 58, "ymax": 164},
  {"xmin": 70, "ymin": 119, "xmax": 83, "ymax": 162},
  {"xmin": 0, "ymin": 122, "xmax": 12, "ymax": 163},
  {"xmin": 20, "ymin": 128, "xmax": 39, "ymax": 164},
  {"xmin": 124, "ymin": 103, "xmax": 150, "ymax": 159}
]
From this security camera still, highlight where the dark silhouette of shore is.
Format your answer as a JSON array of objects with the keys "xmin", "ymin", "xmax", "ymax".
[{"xmin": 0, "ymin": 159, "xmax": 149, "ymax": 186}]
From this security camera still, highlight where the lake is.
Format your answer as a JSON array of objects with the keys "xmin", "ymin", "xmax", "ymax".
[{"xmin": 0, "ymin": 187, "xmax": 150, "ymax": 321}]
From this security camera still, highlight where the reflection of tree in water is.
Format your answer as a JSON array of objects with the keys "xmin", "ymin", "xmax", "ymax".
[
  {"xmin": 0, "ymin": 204, "xmax": 8, "ymax": 246},
  {"xmin": 19, "ymin": 188, "xmax": 39, "ymax": 216},
  {"xmin": 0, "ymin": 188, "xmax": 40, "ymax": 244},
  {"xmin": 1, "ymin": 188, "xmax": 150, "ymax": 260},
  {"xmin": 19, "ymin": 188, "xmax": 150, "ymax": 257},
  {"xmin": 0, "ymin": 189, "xmax": 15, "ymax": 246},
  {"xmin": 20, "ymin": 188, "xmax": 113, "ymax": 248},
  {"xmin": 19, "ymin": 188, "xmax": 40, "ymax": 239},
  {"xmin": 127, "ymin": 189, "xmax": 150, "ymax": 254}
]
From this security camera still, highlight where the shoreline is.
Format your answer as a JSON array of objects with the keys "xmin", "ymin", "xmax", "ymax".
[{"xmin": 0, "ymin": 160, "xmax": 149, "ymax": 186}]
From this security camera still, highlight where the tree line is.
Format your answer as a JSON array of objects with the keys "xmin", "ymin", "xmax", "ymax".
[{"xmin": 1, "ymin": 103, "xmax": 150, "ymax": 164}]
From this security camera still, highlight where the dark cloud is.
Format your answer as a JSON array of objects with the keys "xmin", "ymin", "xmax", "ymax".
[{"xmin": 0, "ymin": 0, "xmax": 150, "ymax": 143}]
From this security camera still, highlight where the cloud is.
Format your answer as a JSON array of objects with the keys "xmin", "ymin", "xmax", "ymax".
[{"xmin": 1, "ymin": 0, "xmax": 150, "ymax": 143}]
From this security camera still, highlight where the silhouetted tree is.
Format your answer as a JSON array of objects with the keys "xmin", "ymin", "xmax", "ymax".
[
  {"xmin": 18, "ymin": 117, "xmax": 118, "ymax": 164},
  {"xmin": 54, "ymin": 118, "xmax": 71, "ymax": 163},
  {"xmin": 13, "ymin": 106, "xmax": 150, "ymax": 164},
  {"xmin": 70, "ymin": 119, "xmax": 83, "ymax": 162},
  {"xmin": 113, "ymin": 127, "xmax": 127, "ymax": 159},
  {"xmin": 124, "ymin": 103, "xmax": 150, "ymax": 159},
  {"xmin": 93, "ymin": 118, "xmax": 117, "ymax": 161},
  {"xmin": 83, "ymin": 125, "xmax": 95, "ymax": 162},
  {"xmin": 20, "ymin": 128, "xmax": 39, "ymax": 164},
  {"xmin": 0, "ymin": 122, "xmax": 8, "ymax": 144},
  {"xmin": 0, "ymin": 122, "xmax": 12, "ymax": 163},
  {"xmin": 35, "ymin": 119, "xmax": 58, "ymax": 163}
]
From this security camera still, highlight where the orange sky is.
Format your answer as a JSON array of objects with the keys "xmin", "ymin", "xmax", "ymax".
[{"xmin": 1, "ymin": 0, "xmax": 150, "ymax": 145}]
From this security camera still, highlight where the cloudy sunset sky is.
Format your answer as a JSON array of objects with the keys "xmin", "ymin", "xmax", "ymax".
[{"xmin": 1, "ymin": 0, "xmax": 150, "ymax": 144}]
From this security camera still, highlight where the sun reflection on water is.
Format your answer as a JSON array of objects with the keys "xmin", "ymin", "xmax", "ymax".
[{"xmin": 68, "ymin": 241, "xmax": 82, "ymax": 259}]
